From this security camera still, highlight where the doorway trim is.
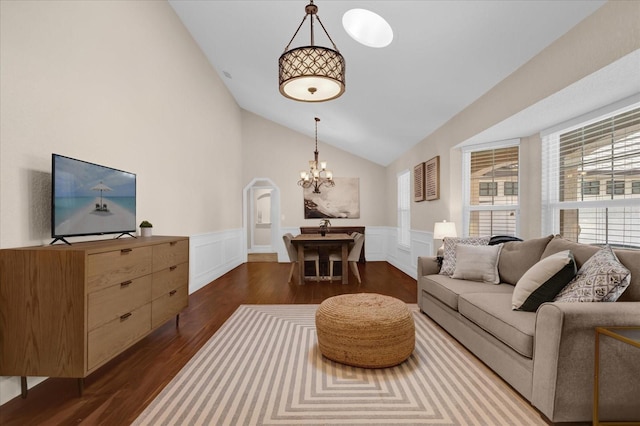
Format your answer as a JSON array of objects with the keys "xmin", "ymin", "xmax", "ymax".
[{"xmin": 242, "ymin": 178, "xmax": 281, "ymax": 263}]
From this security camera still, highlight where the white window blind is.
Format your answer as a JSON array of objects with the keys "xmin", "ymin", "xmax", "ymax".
[
  {"xmin": 542, "ymin": 105, "xmax": 640, "ymax": 248},
  {"xmin": 463, "ymin": 143, "xmax": 520, "ymax": 237},
  {"xmin": 397, "ymin": 170, "xmax": 411, "ymax": 246}
]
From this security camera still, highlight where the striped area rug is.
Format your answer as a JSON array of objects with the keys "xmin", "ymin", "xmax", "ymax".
[{"xmin": 133, "ymin": 304, "xmax": 546, "ymax": 425}]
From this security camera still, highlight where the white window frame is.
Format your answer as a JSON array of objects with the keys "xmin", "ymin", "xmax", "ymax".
[
  {"xmin": 397, "ymin": 169, "xmax": 411, "ymax": 248},
  {"xmin": 461, "ymin": 139, "xmax": 521, "ymax": 237},
  {"xmin": 541, "ymin": 96, "xmax": 640, "ymax": 245}
]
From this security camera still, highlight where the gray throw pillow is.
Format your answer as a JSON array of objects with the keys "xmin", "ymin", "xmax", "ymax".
[
  {"xmin": 512, "ymin": 250, "xmax": 576, "ymax": 311},
  {"xmin": 451, "ymin": 243, "xmax": 503, "ymax": 284},
  {"xmin": 554, "ymin": 246, "xmax": 631, "ymax": 302}
]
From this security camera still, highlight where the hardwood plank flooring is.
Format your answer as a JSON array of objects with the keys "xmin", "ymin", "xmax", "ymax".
[{"xmin": 0, "ymin": 261, "xmax": 416, "ymax": 426}]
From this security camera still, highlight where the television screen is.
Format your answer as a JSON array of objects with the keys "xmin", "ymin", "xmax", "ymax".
[{"xmin": 52, "ymin": 154, "xmax": 136, "ymax": 241}]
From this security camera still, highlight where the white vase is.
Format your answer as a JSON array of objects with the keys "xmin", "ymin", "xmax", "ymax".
[{"xmin": 140, "ymin": 227, "xmax": 152, "ymax": 237}]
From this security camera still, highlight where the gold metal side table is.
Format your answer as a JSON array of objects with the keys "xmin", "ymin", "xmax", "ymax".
[{"xmin": 594, "ymin": 326, "xmax": 640, "ymax": 426}]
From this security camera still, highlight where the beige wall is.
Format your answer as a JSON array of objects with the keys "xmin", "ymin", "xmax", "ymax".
[
  {"xmin": 0, "ymin": 0, "xmax": 243, "ymax": 248},
  {"xmin": 388, "ymin": 0, "xmax": 640, "ymax": 238},
  {"xmin": 241, "ymin": 110, "xmax": 387, "ymax": 229}
]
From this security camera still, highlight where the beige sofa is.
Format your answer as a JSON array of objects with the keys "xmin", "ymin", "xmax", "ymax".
[{"xmin": 417, "ymin": 235, "xmax": 640, "ymax": 423}]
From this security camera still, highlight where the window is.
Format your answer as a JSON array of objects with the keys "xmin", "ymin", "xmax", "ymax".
[
  {"xmin": 542, "ymin": 104, "xmax": 640, "ymax": 248},
  {"xmin": 582, "ymin": 181, "xmax": 600, "ymax": 196},
  {"xmin": 397, "ymin": 170, "xmax": 411, "ymax": 247},
  {"xmin": 606, "ymin": 180, "xmax": 625, "ymax": 195},
  {"xmin": 463, "ymin": 142, "xmax": 519, "ymax": 237},
  {"xmin": 504, "ymin": 181, "xmax": 518, "ymax": 196},
  {"xmin": 479, "ymin": 182, "xmax": 498, "ymax": 196}
]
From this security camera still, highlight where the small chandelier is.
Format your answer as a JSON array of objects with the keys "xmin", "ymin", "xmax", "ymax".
[
  {"xmin": 279, "ymin": 1, "xmax": 345, "ymax": 102},
  {"xmin": 298, "ymin": 117, "xmax": 335, "ymax": 193}
]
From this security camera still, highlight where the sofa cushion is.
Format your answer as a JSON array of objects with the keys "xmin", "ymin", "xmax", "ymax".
[
  {"xmin": 439, "ymin": 236, "xmax": 490, "ymax": 276},
  {"xmin": 542, "ymin": 235, "xmax": 640, "ymax": 301},
  {"xmin": 451, "ymin": 243, "xmax": 503, "ymax": 284},
  {"xmin": 498, "ymin": 235, "xmax": 553, "ymax": 285},
  {"xmin": 512, "ymin": 250, "xmax": 576, "ymax": 311},
  {"xmin": 459, "ymin": 292, "xmax": 536, "ymax": 358},
  {"xmin": 421, "ymin": 274, "xmax": 513, "ymax": 311},
  {"xmin": 541, "ymin": 235, "xmax": 598, "ymax": 268},
  {"xmin": 554, "ymin": 246, "xmax": 631, "ymax": 302}
]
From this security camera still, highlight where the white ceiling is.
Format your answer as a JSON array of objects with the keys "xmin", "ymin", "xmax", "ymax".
[{"xmin": 167, "ymin": 0, "xmax": 632, "ymax": 166}]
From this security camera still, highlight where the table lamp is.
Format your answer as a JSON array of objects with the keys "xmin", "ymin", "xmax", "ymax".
[{"xmin": 433, "ymin": 220, "xmax": 457, "ymax": 255}]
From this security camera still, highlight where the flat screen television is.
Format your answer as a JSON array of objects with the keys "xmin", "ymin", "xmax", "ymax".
[{"xmin": 51, "ymin": 154, "xmax": 136, "ymax": 244}]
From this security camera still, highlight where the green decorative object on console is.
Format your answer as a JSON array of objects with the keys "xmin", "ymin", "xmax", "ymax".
[{"xmin": 139, "ymin": 220, "xmax": 153, "ymax": 237}]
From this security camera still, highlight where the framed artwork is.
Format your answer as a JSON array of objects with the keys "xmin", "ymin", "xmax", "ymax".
[
  {"xmin": 425, "ymin": 156, "xmax": 440, "ymax": 201},
  {"xmin": 414, "ymin": 163, "xmax": 425, "ymax": 202},
  {"xmin": 303, "ymin": 177, "xmax": 360, "ymax": 219}
]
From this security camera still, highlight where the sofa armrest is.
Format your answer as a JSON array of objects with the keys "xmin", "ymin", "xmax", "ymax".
[
  {"xmin": 531, "ymin": 301, "xmax": 640, "ymax": 422},
  {"xmin": 417, "ymin": 256, "xmax": 440, "ymax": 277}
]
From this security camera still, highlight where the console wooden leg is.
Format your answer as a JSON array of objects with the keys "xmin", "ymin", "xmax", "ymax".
[
  {"xmin": 21, "ymin": 376, "xmax": 28, "ymax": 398},
  {"xmin": 176, "ymin": 313, "xmax": 180, "ymax": 327},
  {"xmin": 77, "ymin": 378, "xmax": 84, "ymax": 397}
]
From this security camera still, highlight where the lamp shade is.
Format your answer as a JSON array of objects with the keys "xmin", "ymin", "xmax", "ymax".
[
  {"xmin": 279, "ymin": 46, "xmax": 345, "ymax": 102},
  {"xmin": 433, "ymin": 221, "xmax": 457, "ymax": 240}
]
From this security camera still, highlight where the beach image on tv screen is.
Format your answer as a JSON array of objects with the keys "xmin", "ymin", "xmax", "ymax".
[{"xmin": 53, "ymin": 156, "xmax": 136, "ymax": 236}]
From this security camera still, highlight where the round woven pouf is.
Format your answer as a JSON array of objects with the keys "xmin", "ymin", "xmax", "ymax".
[{"xmin": 315, "ymin": 293, "xmax": 415, "ymax": 368}]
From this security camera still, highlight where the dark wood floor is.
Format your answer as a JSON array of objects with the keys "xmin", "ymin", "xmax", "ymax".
[{"xmin": 0, "ymin": 261, "xmax": 417, "ymax": 426}]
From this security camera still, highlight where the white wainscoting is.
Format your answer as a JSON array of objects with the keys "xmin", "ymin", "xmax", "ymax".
[
  {"xmin": 189, "ymin": 229, "xmax": 244, "ymax": 294},
  {"xmin": 385, "ymin": 228, "xmax": 434, "ymax": 278},
  {"xmin": 188, "ymin": 226, "xmax": 435, "ymax": 295}
]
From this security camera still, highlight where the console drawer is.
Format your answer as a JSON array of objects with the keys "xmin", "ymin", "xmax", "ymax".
[
  {"xmin": 152, "ymin": 240, "xmax": 188, "ymax": 272},
  {"xmin": 87, "ymin": 246, "xmax": 152, "ymax": 292},
  {"xmin": 88, "ymin": 303, "xmax": 151, "ymax": 371},
  {"xmin": 152, "ymin": 263, "xmax": 188, "ymax": 300},
  {"xmin": 88, "ymin": 275, "xmax": 152, "ymax": 331},
  {"xmin": 152, "ymin": 285, "xmax": 188, "ymax": 329}
]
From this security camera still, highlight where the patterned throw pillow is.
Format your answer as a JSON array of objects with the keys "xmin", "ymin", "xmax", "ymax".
[
  {"xmin": 554, "ymin": 246, "xmax": 631, "ymax": 302},
  {"xmin": 439, "ymin": 236, "xmax": 491, "ymax": 276}
]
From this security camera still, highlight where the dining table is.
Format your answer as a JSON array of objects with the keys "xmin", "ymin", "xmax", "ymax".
[{"xmin": 291, "ymin": 233, "xmax": 354, "ymax": 284}]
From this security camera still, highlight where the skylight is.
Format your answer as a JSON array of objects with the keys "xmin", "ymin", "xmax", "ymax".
[{"xmin": 342, "ymin": 9, "xmax": 393, "ymax": 48}]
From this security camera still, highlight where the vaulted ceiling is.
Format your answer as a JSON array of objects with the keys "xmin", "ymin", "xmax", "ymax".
[{"xmin": 168, "ymin": 1, "xmax": 628, "ymax": 166}]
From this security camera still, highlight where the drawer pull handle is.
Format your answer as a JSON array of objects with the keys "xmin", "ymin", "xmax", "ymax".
[
  {"xmin": 121, "ymin": 248, "xmax": 132, "ymax": 254},
  {"xmin": 169, "ymin": 266, "xmax": 177, "ymax": 271},
  {"xmin": 120, "ymin": 280, "xmax": 132, "ymax": 288},
  {"xmin": 169, "ymin": 290, "xmax": 177, "ymax": 296},
  {"xmin": 120, "ymin": 312, "xmax": 132, "ymax": 321},
  {"xmin": 170, "ymin": 241, "xmax": 177, "ymax": 246}
]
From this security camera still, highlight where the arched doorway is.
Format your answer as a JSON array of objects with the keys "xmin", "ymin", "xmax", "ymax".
[{"xmin": 242, "ymin": 178, "xmax": 281, "ymax": 262}]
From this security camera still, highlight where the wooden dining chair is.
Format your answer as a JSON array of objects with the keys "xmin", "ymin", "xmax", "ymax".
[
  {"xmin": 283, "ymin": 233, "xmax": 320, "ymax": 283},
  {"xmin": 328, "ymin": 232, "xmax": 365, "ymax": 283}
]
